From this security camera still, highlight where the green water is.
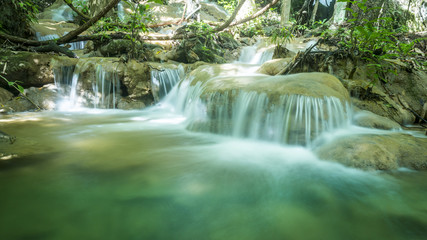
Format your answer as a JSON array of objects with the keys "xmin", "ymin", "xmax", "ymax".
[{"xmin": 1, "ymin": 110, "xmax": 426, "ymax": 240}]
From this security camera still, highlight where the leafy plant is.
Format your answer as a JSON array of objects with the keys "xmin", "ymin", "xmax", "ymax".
[
  {"xmin": 0, "ymin": 74, "xmax": 40, "ymax": 110},
  {"xmin": 269, "ymin": 26, "xmax": 294, "ymax": 46},
  {"xmin": 336, "ymin": 0, "xmax": 402, "ymax": 82}
]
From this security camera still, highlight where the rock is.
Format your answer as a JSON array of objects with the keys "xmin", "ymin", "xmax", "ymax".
[
  {"xmin": 315, "ymin": 133, "xmax": 427, "ymax": 170},
  {"xmin": 0, "ymin": 87, "xmax": 13, "ymax": 103},
  {"xmin": 3, "ymin": 96, "xmax": 34, "ymax": 112},
  {"xmin": 0, "ymin": 50, "xmax": 77, "ymax": 89},
  {"xmin": 25, "ymin": 84, "xmax": 61, "ymax": 110},
  {"xmin": 117, "ymin": 98, "xmax": 146, "ymax": 110},
  {"xmin": 345, "ymin": 79, "xmax": 415, "ymax": 124},
  {"xmin": 257, "ymin": 58, "xmax": 292, "ymax": 75},
  {"xmin": 3, "ymin": 84, "xmax": 60, "ymax": 112},
  {"xmin": 273, "ymin": 45, "xmax": 296, "ymax": 59},
  {"xmin": 190, "ymin": 66, "xmax": 350, "ymax": 101},
  {"xmin": 352, "ymin": 110, "xmax": 401, "ymax": 130}
]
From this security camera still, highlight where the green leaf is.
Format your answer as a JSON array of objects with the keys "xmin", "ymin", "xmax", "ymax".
[{"xmin": 17, "ymin": 85, "xmax": 24, "ymax": 93}]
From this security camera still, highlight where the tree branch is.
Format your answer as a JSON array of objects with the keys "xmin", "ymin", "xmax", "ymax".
[
  {"xmin": 63, "ymin": 0, "xmax": 90, "ymax": 21},
  {"xmin": 229, "ymin": 0, "xmax": 280, "ymax": 27},
  {"xmin": 214, "ymin": 0, "xmax": 247, "ymax": 32},
  {"xmin": 57, "ymin": 0, "xmax": 121, "ymax": 44}
]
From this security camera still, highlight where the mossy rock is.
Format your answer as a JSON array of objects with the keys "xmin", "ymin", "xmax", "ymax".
[{"xmin": 315, "ymin": 133, "xmax": 427, "ymax": 170}]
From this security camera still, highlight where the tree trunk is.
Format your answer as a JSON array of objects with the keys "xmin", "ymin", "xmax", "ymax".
[
  {"xmin": 310, "ymin": 0, "xmax": 320, "ymax": 25},
  {"xmin": 330, "ymin": 0, "xmax": 347, "ymax": 28},
  {"xmin": 230, "ymin": 0, "xmax": 280, "ymax": 28},
  {"xmin": 281, "ymin": 0, "xmax": 292, "ymax": 26},
  {"xmin": 236, "ymin": 0, "xmax": 257, "ymax": 22}
]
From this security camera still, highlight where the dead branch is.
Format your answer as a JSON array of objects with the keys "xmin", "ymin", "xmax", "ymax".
[
  {"xmin": 276, "ymin": 39, "xmax": 321, "ymax": 75},
  {"xmin": 229, "ymin": 0, "xmax": 280, "ymax": 28},
  {"xmin": 63, "ymin": 0, "xmax": 90, "ymax": 21},
  {"xmin": 57, "ymin": 0, "xmax": 121, "ymax": 44}
]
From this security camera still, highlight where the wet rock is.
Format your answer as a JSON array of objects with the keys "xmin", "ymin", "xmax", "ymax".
[
  {"xmin": 117, "ymin": 98, "xmax": 146, "ymax": 110},
  {"xmin": 352, "ymin": 110, "xmax": 401, "ymax": 130},
  {"xmin": 191, "ymin": 65, "xmax": 350, "ymax": 101},
  {"xmin": 257, "ymin": 58, "xmax": 292, "ymax": 75},
  {"xmin": 0, "ymin": 87, "xmax": 13, "ymax": 103},
  {"xmin": 345, "ymin": 79, "xmax": 415, "ymax": 124},
  {"xmin": 3, "ymin": 97, "xmax": 34, "ymax": 112},
  {"xmin": 25, "ymin": 84, "xmax": 60, "ymax": 110},
  {"xmin": 0, "ymin": 50, "xmax": 76, "ymax": 89},
  {"xmin": 273, "ymin": 45, "xmax": 296, "ymax": 59},
  {"xmin": 315, "ymin": 133, "xmax": 427, "ymax": 170},
  {"xmin": 3, "ymin": 84, "xmax": 60, "ymax": 112}
]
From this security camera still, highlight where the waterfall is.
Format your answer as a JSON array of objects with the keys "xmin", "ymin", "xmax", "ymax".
[
  {"xmin": 35, "ymin": 33, "xmax": 86, "ymax": 50},
  {"xmin": 165, "ymin": 74, "xmax": 351, "ymax": 146},
  {"xmin": 51, "ymin": 5, "xmax": 75, "ymax": 22},
  {"xmin": 53, "ymin": 62, "xmax": 121, "ymax": 110},
  {"xmin": 92, "ymin": 65, "xmax": 121, "ymax": 109},
  {"xmin": 117, "ymin": 1, "xmax": 125, "ymax": 22},
  {"xmin": 150, "ymin": 65, "xmax": 185, "ymax": 101},
  {"xmin": 238, "ymin": 45, "xmax": 274, "ymax": 65}
]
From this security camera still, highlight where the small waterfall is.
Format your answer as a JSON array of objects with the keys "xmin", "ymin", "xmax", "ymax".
[
  {"xmin": 92, "ymin": 65, "xmax": 121, "ymax": 109},
  {"xmin": 53, "ymin": 62, "xmax": 121, "ymax": 110},
  {"xmin": 238, "ymin": 45, "xmax": 274, "ymax": 65},
  {"xmin": 54, "ymin": 65, "xmax": 81, "ymax": 109},
  {"xmin": 51, "ymin": 5, "xmax": 75, "ymax": 22},
  {"xmin": 35, "ymin": 33, "xmax": 86, "ymax": 50},
  {"xmin": 36, "ymin": 33, "xmax": 60, "ymax": 42},
  {"xmin": 165, "ymin": 74, "xmax": 351, "ymax": 146},
  {"xmin": 118, "ymin": 1, "xmax": 125, "ymax": 22},
  {"xmin": 150, "ymin": 65, "xmax": 185, "ymax": 101}
]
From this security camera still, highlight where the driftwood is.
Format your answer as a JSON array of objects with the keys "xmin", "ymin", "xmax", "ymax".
[
  {"xmin": 276, "ymin": 39, "xmax": 321, "ymax": 75},
  {"xmin": 30, "ymin": 42, "xmax": 78, "ymax": 58}
]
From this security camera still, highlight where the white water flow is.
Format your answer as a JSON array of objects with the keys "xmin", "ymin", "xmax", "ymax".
[
  {"xmin": 54, "ymin": 63, "xmax": 121, "ymax": 110},
  {"xmin": 238, "ymin": 41, "xmax": 274, "ymax": 64},
  {"xmin": 35, "ymin": 33, "xmax": 86, "ymax": 50},
  {"xmin": 117, "ymin": 1, "xmax": 125, "ymax": 22},
  {"xmin": 92, "ymin": 65, "xmax": 121, "ymax": 109},
  {"xmin": 164, "ymin": 75, "xmax": 350, "ymax": 146},
  {"xmin": 150, "ymin": 65, "xmax": 185, "ymax": 101}
]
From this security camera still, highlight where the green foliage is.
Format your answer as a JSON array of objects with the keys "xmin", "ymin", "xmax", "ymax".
[
  {"xmin": 269, "ymin": 26, "xmax": 294, "ymax": 46},
  {"xmin": 335, "ymin": 0, "xmax": 424, "ymax": 83},
  {"xmin": 0, "ymin": 0, "xmax": 39, "ymax": 37},
  {"xmin": 11, "ymin": 0, "xmax": 39, "ymax": 23},
  {"xmin": 217, "ymin": 0, "xmax": 238, "ymax": 13},
  {"xmin": 0, "ymin": 75, "xmax": 25, "ymax": 94},
  {"xmin": 73, "ymin": 0, "xmax": 90, "ymax": 15}
]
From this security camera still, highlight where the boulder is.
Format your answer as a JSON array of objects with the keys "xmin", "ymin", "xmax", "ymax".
[
  {"xmin": 0, "ymin": 88, "xmax": 13, "ymax": 104},
  {"xmin": 345, "ymin": 79, "xmax": 415, "ymax": 124},
  {"xmin": 190, "ymin": 65, "xmax": 350, "ymax": 102},
  {"xmin": 352, "ymin": 110, "xmax": 401, "ymax": 130},
  {"xmin": 315, "ymin": 133, "xmax": 427, "ymax": 170},
  {"xmin": 257, "ymin": 58, "xmax": 292, "ymax": 75},
  {"xmin": 0, "ymin": 50, "xmax": 76, "ymax": 89}
]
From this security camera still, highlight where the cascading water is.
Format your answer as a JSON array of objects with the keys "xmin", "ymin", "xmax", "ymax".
[
  {"xmin": 92, "ymin": 65, "xmax": 121, "ymax": 109},
  {"xmin": 53, "ymin": 61, "xmax": 121, "ymax": 110},
  {"xmin": 238, "ymin": 40, "xmax": 274, "ymax": 64},
  {"xmin": 35, "ymin": 32, "xmax": 86, "ymax": 50},
  {"xmin": 165, "ymin": 71, "xmax": 351, "ymax": 146},
  {"xmin": 150, "ymin": 65, "xmax": 185, "ymax": 101}
]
